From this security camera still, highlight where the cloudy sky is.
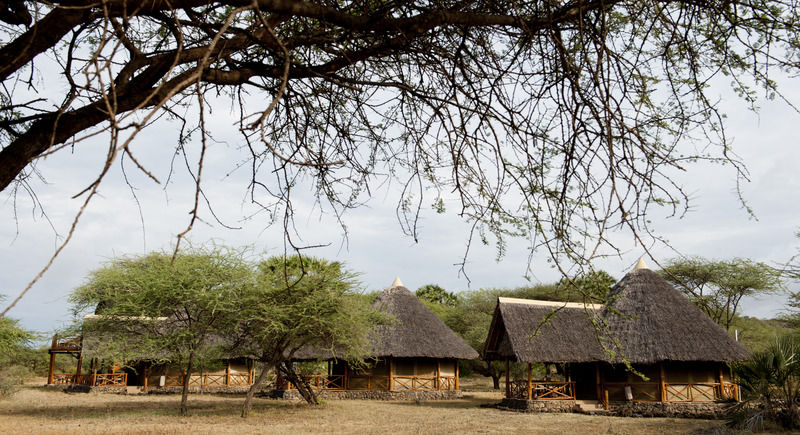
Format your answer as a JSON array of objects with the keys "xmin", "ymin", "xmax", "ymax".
[{"xmin": 2, "ymin": 74, "xmax": 800, "ymax": 337}]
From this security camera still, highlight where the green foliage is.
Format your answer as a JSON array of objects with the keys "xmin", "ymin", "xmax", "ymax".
[
  {"xmin": 236, "ymin": 255, "xmax": 386, "ymax": 411},
  {"xmin": 0, "ymin": 317, "xmax": 36, "ymax": 368},
  {"xmin": 730, "ymin": 316, "xmax": 792, "ymax": 353},
  {"xmin": 69, "ymin": 245, "xmax": 255, "ymax": 415},
  {"xmin": 731, "ymin": 336, "xmax": 800, "ymax": 430},
  {"xmin": 556, "ymin": 270, "xmax": 616, "ymax": 303},
  {"xmin": 415, "ymin": 284, "xmax": 458, "ymax": 307},
  {"xmin": 0, "ymin": 365, "xmax": 32, "ymax": 398},
  {"xmin": 660, "ymin": 257, "xmax": 781, "ymax": 330},
  {"xmin": 0, "ymin": 295, "xmax": 38, "ymax": 396}
]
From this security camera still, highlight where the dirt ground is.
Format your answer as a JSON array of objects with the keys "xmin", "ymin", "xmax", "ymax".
[{"xmin": 0, "ymin": 378, "xmax": 726, "ymax": 434}]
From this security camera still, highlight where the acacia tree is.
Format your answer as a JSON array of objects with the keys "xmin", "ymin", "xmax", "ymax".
[
  {"xmin": 660, "ymin": 257, "xmax": 782, "ymax": 331},
  {"xmin": 3, "ymin": 1, "xmax": 800, "ymax": 315},
  {"xmin": 70, "ymin": 247, "xmax": 254, "ymax": 416},
  {"xmin": 235, "ymin": 255, "xmax": 382, "ymax": 416}
]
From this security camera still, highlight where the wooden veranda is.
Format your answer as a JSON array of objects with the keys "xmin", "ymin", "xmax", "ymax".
[
  {"xmin": 501, "ymin": 360, "xmax": 741, "ymax": 406},
  {"xmin": 285, "ymin": 357, "xmax": 460, "ymax": 392}
]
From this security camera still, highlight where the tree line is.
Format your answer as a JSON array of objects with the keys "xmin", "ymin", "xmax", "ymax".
[{"xmin": 0, "ymin": 248, "xmax": 798, "ymax": 421}]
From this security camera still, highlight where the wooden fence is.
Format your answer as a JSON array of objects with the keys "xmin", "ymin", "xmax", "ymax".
[
  {"xmin": 288, "ymin": 374, "xmax": 458, "ymax": 391},
  {"xmin": 52, "ymin": 373, "xmax": 127, "ymax": 386}
]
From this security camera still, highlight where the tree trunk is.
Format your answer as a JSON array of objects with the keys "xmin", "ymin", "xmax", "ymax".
[
  {"xmin": 280, "ymin": 361, "xmax": 319, "ymax": 405},
  {"xmin": 180, "ymin": 352, "xmax": 195, "ymax": 416},
  {"xmin": 241, "ymin": 363, "xmax": 271, "ymax": 418},
  {"xmin": 491, "ymin": 373, "xmax": 501, "ymax": 390}
]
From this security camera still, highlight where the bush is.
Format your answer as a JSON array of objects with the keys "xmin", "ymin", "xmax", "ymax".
[{"xmin": 0, "ymin": 365, "xmax": 32, "ymax": 398}]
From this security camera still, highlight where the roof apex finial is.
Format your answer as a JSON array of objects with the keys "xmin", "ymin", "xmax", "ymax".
[
  {"xmin": 391, "ymin": 276, "xmax": 404, "ymax": 287},
  {"xmin": 634, "ymin": 257, "xmax": 649, "ymax": 270}
]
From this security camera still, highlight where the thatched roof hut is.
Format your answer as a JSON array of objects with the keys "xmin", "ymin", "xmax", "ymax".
[
  {"xmin": 483, "ymin": 259, "xmax": 751, "ymax": 404},
  {"xmin": 293, "ymin": 278, "xmax": 477, "ymax": 361},
  {"xmin": 285, "ymin": 278, "xmax": 477, "ymax": 395},
  {"xmin": 484, "ymin": 298, "xmax": 605, "ymax": 363}
]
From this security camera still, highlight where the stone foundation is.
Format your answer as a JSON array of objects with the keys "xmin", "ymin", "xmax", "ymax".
[
  {"xmin": 44, "ymin": 383, "xmax": 258, "ymax": 395},
  {"xmin": 608, "ymin": 401, "xmax": 733, "ymax": 419},
  {"xmin": 143, "ymin": 385, "xmax": 255, "ymax": 395},
  {"xmin": 270, "ymin": 389, "xmax": 463, "ymax": 401},
  {"xmin": 496, "ymin": 398, "xmax": 734, "ymax": 419},
  {"xmin": 497, "ymin": 398, "xmax": 581, "ymax": 413}
]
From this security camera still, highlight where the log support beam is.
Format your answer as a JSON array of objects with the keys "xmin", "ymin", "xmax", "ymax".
[{"xmin": 505, "ymin": 359, "xmax": 510, "ymax": 398}]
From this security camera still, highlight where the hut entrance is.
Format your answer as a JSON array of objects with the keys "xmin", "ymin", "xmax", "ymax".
[{"xmin": 570, "ymin": 363, "xmax": 598, "ymax": 400}]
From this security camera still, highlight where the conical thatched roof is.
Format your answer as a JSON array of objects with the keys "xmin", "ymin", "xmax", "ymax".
[
  {"xmin": 484, "ymin": 298, "xmax": 605, "ymax": 363},
  {"xmin": 484, "ymin": 262, "xmax": 751, "ymax": 364},
  {"xmin": 292, "ymin": 282, "xmax": 478, "ymax": 361},
  {"xmin": 601, "ymin": 267, "xmax": 750, "ymax": 363},
  {"xmin": 370, "ymin": 285, "xmax": 478, "ymax": 359}
]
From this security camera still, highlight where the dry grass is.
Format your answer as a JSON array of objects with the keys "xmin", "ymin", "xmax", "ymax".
[{"xmin": 0, "ymin": 378, "xmax": 726, "ymax": 434}]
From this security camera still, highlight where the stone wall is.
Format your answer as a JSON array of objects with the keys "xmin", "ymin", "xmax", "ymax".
[
  {"xmin": 609, "ymin": 401, "xmax": 733, "ymax": 419},
  {"xmin": 495, "ymin": 398, "xmax": 733, "ymax": 419},
  {"xmin": 497, "ymin": 398, "xmax": 580, "ymax": 413},
  {"xmin": 144, "ymin": 385, "xmax": 256, "ymax": 395},
  {"xmin": 271, "ymin": 389, "xmax": 463, "ymax": 401}
]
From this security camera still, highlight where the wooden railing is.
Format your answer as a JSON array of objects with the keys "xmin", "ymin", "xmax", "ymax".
[
  {"xmin": 52, "ymin": 373, "xmax": 127, "ymax": 386},
  {"xmin": 509, "ymin": 380, "xmax": 576, "ymax": 400},
  {"xmin": 602, "ymin": 382, "xmax": 740, "ymax": 403},
  {"xmin": 288, "ymin": 374, "xmax": 458, "ymax": 391},
  {"xmin": 348, "ymin": 375, "xmax": 390, "ymax": 391},
  {"xmin": 163, "ymin": 373, "xmax": 251, "ymax": 387},
  {"xmin": 603, "ymin": 382, "xmax": 660, "ymax": 402}
]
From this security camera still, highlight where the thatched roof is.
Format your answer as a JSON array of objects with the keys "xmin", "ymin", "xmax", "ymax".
[
  {"xmin": 601, "ymin": 266, "xmax": 750, "ymax": 364},
  {"xmin": 484, "ymin": 261, "xmax": 751, "ymax": 364},
  {"xmin": 294, "ymin": 282, "xmax": 478, "ymax": 360},
  {"xmin": 369, "ymin": 285, "xmax": 478, "ymax": 359},
  {"xmin": 484, "ymin": 298, "xmax": 605, "ymax": 363}
]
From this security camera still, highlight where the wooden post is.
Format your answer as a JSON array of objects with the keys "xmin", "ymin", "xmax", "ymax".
[
  {"xmin": 718, "ymin": 365, "xmax": 725, "ymax": 399},
  {"xmin": 75, "ymin": 352, "xmax": 83, "ymax": 382},
  {"xmin": 344, "ymin": 364, "xmax": 350, "ymax": 390},
  {"xmin": 436, "ymin": 359, "xmax": 441, "ymax": 391},
  {"xmin": 225, "ymin": 360, "xmax": 231, "ymax": 386},
  {"xmin": 659, "ymin": 362, "xmax": 666, "ymax": 402},
  {"xmin": 455, "ymin": 361, "xmax": 459, "ymax": 390},
  {"xmin": 47, "ymin": 351, "xmax": 56, "ymax": 385},
  {"xmin": 604, "ymin": 389, "xmax": 609, "ymax": 410},
  {"xmin": 389, "ymin": 358, "xmax": 394, "ymax": 391},
  {"xmin": 92, "ymin": 358, "xmax": 98, "ymax": 387},
  {"xmin": 248, "ymin": 368, "xmax": 253, "ymax": 385},
  {"xmin": 595, "ymin": 362, "xmax": 601, "ymax": 401},
  {"xmin": 505, "ymin": 359, "xmax": 510, "ymax": 398},
  {"xmin": 527, "ymin": 363, "xmax": 532, "ymax": 400},
  {"xmin": 143, "ymin": 364, "xmax": 149, "ymax": 393}
]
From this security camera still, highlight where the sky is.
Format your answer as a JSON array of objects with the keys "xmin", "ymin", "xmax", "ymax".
[{"xmin": 2, "ymin": 74, "xmax": 800, "ymax": 338}]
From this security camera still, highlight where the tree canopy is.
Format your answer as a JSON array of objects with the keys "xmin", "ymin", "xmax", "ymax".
[
  {"xmin": 235, "ymin": 255, "xmax": 382, "ymax": 413},
  {"xmin": 659, "ymin": 257, "xmax": 782, "ymax": 331},
  {"xmin": 70, "ymin": 246, "xmax": 254, "ymax": 416},
  {"xmin": 4, "ymin": 1, "xmax": 800, "ymax": 314}
]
